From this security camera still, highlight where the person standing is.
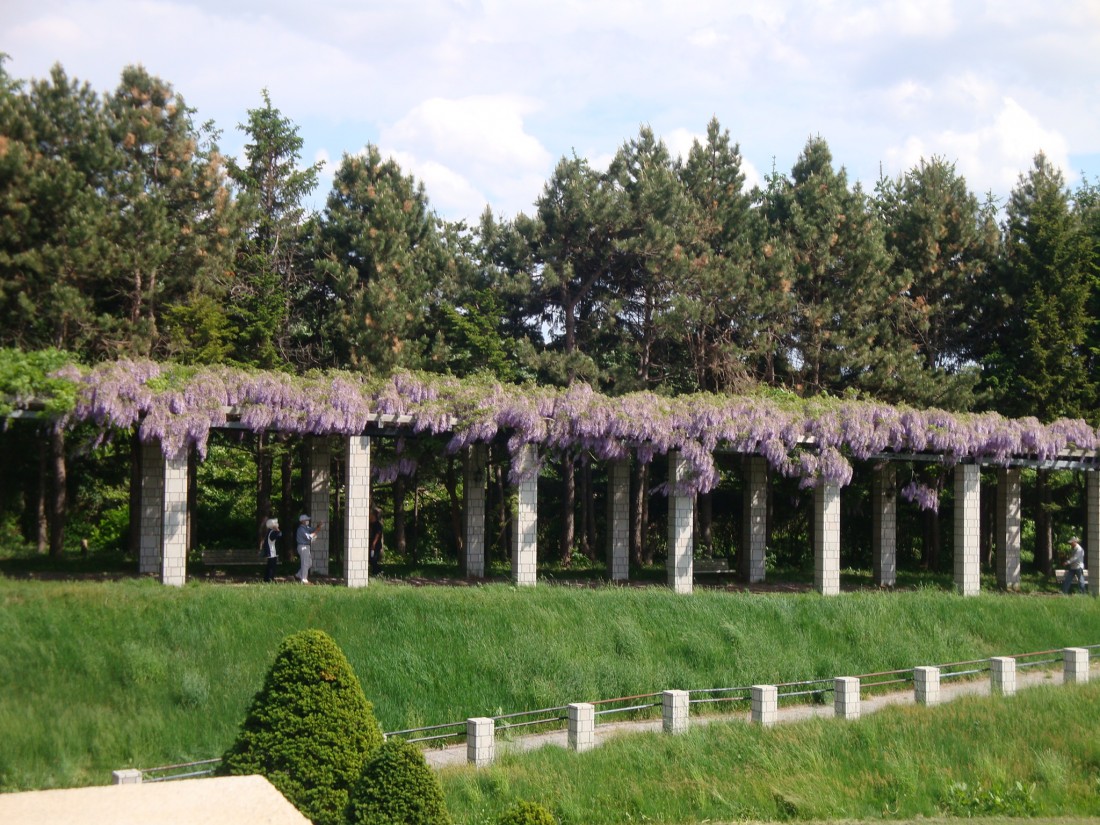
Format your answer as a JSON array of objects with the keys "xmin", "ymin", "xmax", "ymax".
[
  {"xmin": 263, "ymin": 518, "xmax": 282, "ymax": 582},
  {"xmin": 296, "ymin": 514, "xmax": 323, "ymax": 584},
  {"xmin": 1062, "ymin": 536, "xmax": 1087, "ymax": 595}
]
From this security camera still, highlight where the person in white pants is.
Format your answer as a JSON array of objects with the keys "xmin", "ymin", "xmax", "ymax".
[{"xmin": 295, "ymin": 514, "xmax": 322, "ymax": 584}]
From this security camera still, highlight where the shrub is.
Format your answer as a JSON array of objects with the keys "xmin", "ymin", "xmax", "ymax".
[
  {"xmin": 348, "ymin": 738, "xmax": 452, "ymax": 825},
  {"xmin": 219, "ymin": 629, "xmax": 383, "ymax": 825},
  {"xmin": 496, "ymin": 801, "xmax": 558, "ymax": 825}
]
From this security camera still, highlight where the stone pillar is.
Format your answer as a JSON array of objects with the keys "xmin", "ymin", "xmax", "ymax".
[
  {"xmin": 466, "ymin": 717, "xmax": 495, "ymax": 767},
  {"xmin": 814, "ymin": 482, "xmax": 841, "ymax": 595},
  {"xmin": 751, "ymin": 684, "xmax": 778, "ymax": 727},
  {"xmin": 914, "ymin": 666, "xmax": 941, "ymax": 706},
  {"xmin": 954, "ymin": 464, "xmax": 981, "ymax": 596},
  {"xmin": 344, "ymin": 436, "xmax": 371, "ymax": 588},
  {"xmin": 996, "ymin": 468, "xmax": 1021, "ymax": 589},
  {"xmin": 606, "ymin": 459, "xmax": 631, "ymax": 582},
  {"xmin": 112, "ymin": 768, "xmax": 143, "ymax": 785},
  {"xmin": 872, "ymin": 464, "xmax": 896, "ymax": 587},
  {"xmin": 139, "ymin": 439, "xmax": 165, "ymax": 576},
  {"xmin": 1088, "ymin": 473, "xmax": 1100, "ymax": 597},
  {"xmin": 990, "ymin": 656, "xmax": 1016, "ymax": 696},
  {"xmin": 463, "ymin": 444, "xmax": 488, "ymax": 578},
  {"xmin": 834, "ymin": 677, "xmax": 860, "ymax": 720},
  {"xmin": 307, "ymin": 437, "xmax": 332, "ymax": 576},
  {"xmin": 161, "ymin": 450, "xmax": 189, "ymax": 587},
  {"xmin": 511, "ymin": 443, "xmax": 538, "ymax": 586},
  {"xmin": 567, "ymin": 702, "xmax": 595, "ymax": 752},
  {"xmin": 666, "ymin": 452, "xmax": 694, "ymax": 594},
  {"xmin": 741, "ymin": 455, "xmax": 767, "ymax": 583},
  {"xmin": 662, "ymin": 689, "xmax": 690, "ymax": 734},
  {"xmin": 1064, "ymin": 647, "xmax": 1089, "ymax": 684}
]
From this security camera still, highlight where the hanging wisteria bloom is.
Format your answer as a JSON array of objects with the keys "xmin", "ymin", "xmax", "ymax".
[{"xmin": 25, "ymin": 359, "xmax": 1095, "ymax": 496}]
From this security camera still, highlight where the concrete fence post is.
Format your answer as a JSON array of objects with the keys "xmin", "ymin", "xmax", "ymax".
[
  {"xmin": 1064, "ymin": 647, "xmax": 1090, "ymax": 684},
  {"xmin": 834, "ymin": 677, "xmax": 860, "ymax": 720},
  {"xmin": 466, "ymin": 717, "xmax": 495, "ymax": 767},
  {"xmin": 990, "ymin": 656, "xmax": 1016, "ymax": 696},
  {"xmin": 567, "ymin": 702, "xmax": 596, "ymax": 752},
  {"xmin": 914, "ymin": 666, "xmax": 941, "ymax": 706},
  {"xmin": 112, "ymin": 768, "xmax": 143, "ymax": 785},
  {"xmin": 751, "ymin": 685, "xmax": 778, "ymax": 727},
  {"xmin": 662, "ymin": 690, "xmax": 690, "ymax": 734}
]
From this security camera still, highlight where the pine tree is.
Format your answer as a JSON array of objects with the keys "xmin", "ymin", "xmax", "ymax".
[
  {"xmin": 876, "ymin": 156, "xmax": 999, "ymax": 409},
  {"xmin": 225, "ymin": 89, "xmax": 322, "ymax": 369},
  {"xmin": 312, "ymin": 147, "xmax": 439, "ymax": 373}
]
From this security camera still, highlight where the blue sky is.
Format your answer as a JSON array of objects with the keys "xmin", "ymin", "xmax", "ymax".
[{"xmin": 5, "ymin": 0, "xmax": 1099, "ymax": 224}]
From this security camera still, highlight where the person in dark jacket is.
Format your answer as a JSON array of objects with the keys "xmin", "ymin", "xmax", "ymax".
[{"xmin": 263, "ymin": 518, "xmax": 282, "ymax": 582}]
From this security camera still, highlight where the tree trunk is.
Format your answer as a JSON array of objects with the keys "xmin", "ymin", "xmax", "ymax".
[
  {"xmin": 35, "ymin": 432, "xmax": 48, "ymax": 553},
  {"xmin": 697, "ymin": 491, "xmax": 713, "ymax": 555},
  {"xmin": 48, "ymin": 426, "xmax": 66, "ymax": 559},
  {"xmin": 560, "ymin": 454, "xmax": 575, "ymax": 565},
  {"xmin": 581, "ymin": 461, "xmax": 596, "ymax": 561},
  {"xmin": 1035, "ymin": 469, "xmax": 1053, "ymax": 576},
  {"xmin": 128, "ymin": 429, "xmax": 142, "ymax": 558},
  {"xmin": 394, "ymin": 475, "xmax": 408, "ymax": 561},
  {"xmin": 187, "ymin": 446, "xmax": 197, "ymax": 552},
  {"xmin": 256, "ymin": 432, "xmax": 272, "ymax": 525},
  {"xmin": 280, "ymin": 444, "xmax": 294, "ymax": 545},
  {"xmin": 630, "ymin": 462, "xmax": 645, "ymax": 566},
  {"xmin": 445, "ymin": 455, "xmax": 464, "ymax": 569}
]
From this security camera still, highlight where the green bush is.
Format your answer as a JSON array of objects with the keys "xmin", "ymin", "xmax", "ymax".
[
  {"xmin": 348, "ymin": 738, "xmax": 452, "ymax": 825},
  {"xmin": 496, "ymin": 801, "xmax": 558, "ymax": 825},
  {"xmin": 219, "ymin": 629, "xmax": 384, "ymax": 825}
]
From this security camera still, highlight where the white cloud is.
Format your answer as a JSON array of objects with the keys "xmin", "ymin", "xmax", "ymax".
[{"xmin": 883, "ymin": 97, "xmax": 1072, "ymax": 196}]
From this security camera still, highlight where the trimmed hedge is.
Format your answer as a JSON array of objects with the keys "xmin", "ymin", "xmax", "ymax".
[
  {"xmin": 496, "ymin": 801, "xmax": 558, "ymax": 825},
  {"xmin": 219, "ymin": 629, "xmax": 384, "ymax": 825},
  {"xmin": 348, "ymin": 738, "xmax": 452, "ymax": 825}
]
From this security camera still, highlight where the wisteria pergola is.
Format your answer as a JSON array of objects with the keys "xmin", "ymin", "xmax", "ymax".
[{"xmin": 32, "ymin": 360, "xmax": 1100, "ymax": 594}]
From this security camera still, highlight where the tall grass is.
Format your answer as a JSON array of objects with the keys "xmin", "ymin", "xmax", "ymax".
[
  {"xmin": 2, "ymin": 576, "xmax": 1099, "ymax": 793},
  {"xmin": 439, "ymin": 681, "xmax": 1100, "ymax": 824}
]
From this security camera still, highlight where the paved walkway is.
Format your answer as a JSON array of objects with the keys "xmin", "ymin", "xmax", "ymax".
[{"xmin": 423, "ymin": 662, "xmax": 1084, "ymax": 769}]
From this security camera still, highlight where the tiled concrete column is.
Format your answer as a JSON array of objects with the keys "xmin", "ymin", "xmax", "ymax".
[
  {"xmin": 466, "ymin": 717, "xmax": 495, "ymax": 767},
  {"xmin": 814, "ymin": 482, "xmax": 841, "ymax": 595},
  {"xmin": 567, "ymin": 703, "xmax": 595, "ymax": 752},
  {"xmin": 511, "ymin": 444, "xmax": 538, "ymax": 586},
  {"xmin": 140, "ymin": 440, "xmax": 189, "ymax": 587},
  {"xmin": 872, "ymin": 464, "xmax": 897, "ymax": 587},
  {"xmin": 307, "ymin": 437, "xmax": 332, "ymax": 576},
  {"xmin": 662, "ymin": 689, "xmax": 690, "ymax": 734},
  {"xmin": 344, "ymin": 436, "xmax": 371, "ymax": 588},
  {"xmin": 834, "ymin": 677, "xmax": 861, "ymax": 720},
  {"xmin": 914, "ymin": 666, "xmax": 941, "ymax": 706},
  {"xmin": 606, "ymin": 459, "xmax": 631, "ymax": 582},
  {"xmin": 1088, "ymin": 473, "xmax": 1100, "ymax": 597},
  {"xmin": 463, "ymin": 444, "xmax": 488, "ymax": 578},
  {"xmin": 1064, "ymin": 647, "xmax": 1089, "ymax": 684},
  {"xmin": 990, "ymin": 656, "xmax": 1016, "ymax": 696},
  {"xmin": 741, "ymin": 455, "xmax": 767, "ymax": 583},
  {"xmin": 996, "ymin": 468, "xmax": 1021, "ymax": 589},
  {"xmin": 954, "ymin": 464, "xmax": 981, "ymax": 596},
  {"xmin": 751, "ymin": 685, "xmax": 778, "ymax": 727},
  {"xmin": 112, "ymin": 769, "xmax": 142, "ymax": 785},
  {"xmin": 667, "ymin": 451, "xmax": 694, "ymax": 594},
  {"xmin": 139, "ymin": 439, "xmax": 165, "ymax": 576}
]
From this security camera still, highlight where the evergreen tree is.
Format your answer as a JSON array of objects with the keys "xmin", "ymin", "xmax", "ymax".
[
  {"xmin": 312, "ymin": 147, "xmax": 439, "ymax": 373},
  {"xmin": 760, "ymin": 136, "xmax": 896, "ymax": 397},
  {"xmin": 105, "ymin": 65, "xmax": 239, "ymax": 358},
  {"xmin": 983, "ymin": 153, "xmax": 1093, "ymax": 420},
  {"xmin": 0, "ymin": 62, "xmax": 115, "ymax": 356},
  {"xmin": 224, "ymin": 90, "xmax": 323, "ymax": 369},
  {"xmin": 876, "ymin": 157, "xmax": 999, "ymax": 409},
  {"xmin": 678, "ymin": 117, "xmax": 758, "ymax": 392}
]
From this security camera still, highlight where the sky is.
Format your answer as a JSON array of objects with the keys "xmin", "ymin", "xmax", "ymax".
[{"xmin": 4, "ymin": 0, "xmax": 1100, "ymax": 225}]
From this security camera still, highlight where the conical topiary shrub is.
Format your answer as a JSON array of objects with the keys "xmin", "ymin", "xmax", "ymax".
[
  {"xmin": 219, "ymin": 629, "xmax": 383, "ymax": 825},
  {"xmin": 348, "ymin": 738, "xmax": 453, "ymax": 825}
]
